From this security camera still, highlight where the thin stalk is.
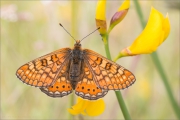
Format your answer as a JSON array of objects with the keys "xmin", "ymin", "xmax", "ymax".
[
  {"xmin": 151, "ymin": 52, "xmax": 180, "ymax": 119},
  {"xmin": 133, "ymin": 0, "xmax": 180, "ymax": 119},
  {"xmin": 133, "ymin": 0, "xmax": 146, "ymax": 29},
  {"xmin": 102, "ymin": 34, "xmax": 131, "ymax": 120},
  {"xmin": 103, "ymin": 35, "xmax": 111, "ymax": 60},
  {"xmin": 115, "ymin": 91, "xmax": 131, "ymax": 120}
]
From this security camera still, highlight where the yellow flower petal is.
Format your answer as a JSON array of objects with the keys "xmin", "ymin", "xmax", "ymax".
[
  {"xmin": 86, "ymin": 99, "xmax": 105, "ymax": 116},
  {"xmin": 118, "ymin": 0, "xmax": 130, "ymax": 11},
  {"xmin": 121, "ymin": 7, "xmax": 170, "ymax": 56},
  {"xmin": 68, "ymin": 108, "xmax": 84, "ymax": 115},
  {"xmin": 129, "ymin": 7, "xmax": 163, "ymax": 54},
  {"xmin": 68, "ymin": 97, "xmax": 105, "ymax": 116},
  {"xmin": 68, "ymin": 97, "xmax": 89, "ymax": 115},
  {"xmin": 72, "ymin": 98, "xmax": 88, "ymax": 111},
  {"xmin": 96, "ymin": 0, "xmax": 106, "ymax": 20},
  {"xmin": 95, "ymin": 0, "xmax": 107, "ymax": 35},
  {"xmin": 109, "ymin": 0, "xmax": 130, "ymax": 33}
]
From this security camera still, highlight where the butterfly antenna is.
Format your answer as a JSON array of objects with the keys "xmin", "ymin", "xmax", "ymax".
[
  {"xmin": 80, "ymin": 27, "xmax": 100, "ymax": 42},
  {"xmin": 59, "ymin": 23, "xmax": 76, "ymax": 42}
]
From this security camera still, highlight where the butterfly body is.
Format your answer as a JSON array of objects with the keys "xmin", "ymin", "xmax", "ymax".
[
  {"xmin": 69, "ymin": 40, "xmax": 84, "ymax": 89},
  {"xmin": 16, "ymin": 40, "xmax": 136, "ymax": 100}
]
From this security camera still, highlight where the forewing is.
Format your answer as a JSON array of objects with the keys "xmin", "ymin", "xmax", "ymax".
[
  {"xmin": 75, "ymin": 62, "xmax": 108, "ymax": 100},
  {"xmin": 40, "ymin": 59, "xmax": 73, "ymax": 97},
  {"xmin": 83, "ymin": 49, "xmax": 136, "ymax": 90},
  {"xmin": 16, "ymin": 48, "xmax": 71, "ymax": 87}
]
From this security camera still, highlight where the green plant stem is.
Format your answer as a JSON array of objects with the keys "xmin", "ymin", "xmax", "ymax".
[
  {"xmin": 115, "ymin": 91, "xmax": 131, "ymax": 120},
  {"xmin": 103, "ymin": 35, "xmax": 111, "ymax": 60},
  {"xmin": 134, "ymin": 0, "xmax": 180, "ymax": 119},
  {"xmin": 102, "ymin": 34, "xmax": 131, "ymax": 120},
  {"xmin": 151, "ymin": 52, "xmax": 180, "ymax": 119},
  {"xmin": 133, "ymin": 0, "xmax": 146, "ymax": 29}
]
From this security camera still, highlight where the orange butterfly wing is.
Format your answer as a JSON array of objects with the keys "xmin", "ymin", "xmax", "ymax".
[
  {"xmin": 40, "ymin": 59, "xmax": 73, "ymax": 97},
  {"xmin": 83, "ymin": 49, "xmax": 136, "ymax": 90},
  {"xmin": 16, "ymin": 48, "xmax": 71, "ymax": 87},
  {"xmin": 75, "ymin": 63, "xmax": 108, "ymax": 100}
]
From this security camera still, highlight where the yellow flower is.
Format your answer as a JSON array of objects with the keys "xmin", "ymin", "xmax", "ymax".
[
  {"xmin": 118, "ymin": 0, "xmax": 130, "ymax": 11},
  {"xmin": 95, "ymin": 0, "xmax": 107, "ymax": 35},
  {"xmin": 68, "ymin": 97, "xmax": 105, "ymax": 116},
  {"xmin": 109, "ymin": 0, "xmax": 130, "ymax": 33},
  {"xmin": 96, "ymin": 0, "xmax": 106, "ymax": 20},
  {"xmin": 115, "ymin": 7, "xmax": 170, "ymax": 59},
  {"xmin": 96, "ymin": 0, "xmax": 130, "ymax": 35}
]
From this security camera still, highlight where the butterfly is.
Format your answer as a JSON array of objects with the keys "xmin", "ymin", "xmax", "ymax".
[{"xmin": 16, "ymin": 25, "xmax": 136, "ymax": 100}]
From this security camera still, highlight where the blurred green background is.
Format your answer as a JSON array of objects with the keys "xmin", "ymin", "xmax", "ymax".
[{"xmin": 1, "ymin": 1, "xmax": 179, "ymax": 119}]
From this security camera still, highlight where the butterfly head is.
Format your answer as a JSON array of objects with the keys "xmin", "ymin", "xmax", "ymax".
[{"xmin": 74, "ymin": 40, "xmax": 82, "ymax": 49}]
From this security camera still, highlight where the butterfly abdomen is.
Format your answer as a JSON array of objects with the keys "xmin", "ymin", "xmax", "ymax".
[{"xmin": 69, "ymin": 48, "xmax": 84, "ymax": 89}]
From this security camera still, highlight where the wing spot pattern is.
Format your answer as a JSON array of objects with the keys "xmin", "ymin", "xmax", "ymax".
[
  {"xmin": 41, "ymin": 59, "xmax": 48, "ymax": 66},
  {"xmin": 95, "ymin": 57, "xmax": 102, "ymax": 65},
  {"xmin": 105, "ymin": 63, "xmax": 112, "ymax": 70},
  {"xmin": 83, "ymin": 50, "xmax": 136, "ymax": 91},
  {"xmin": 75, "ymin": 81, "xmax": 108, "ymax": 100},
  {"xmin": 51, "ymin": 54, "xmax": 58, "ymax": 62},
  {"xmin": 17, "ymin": 48, "xmax": 136, "ymax": 99},
  {"xmin": 16, "ymin": 49, "xmax": 72, "ymax": 87}
]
